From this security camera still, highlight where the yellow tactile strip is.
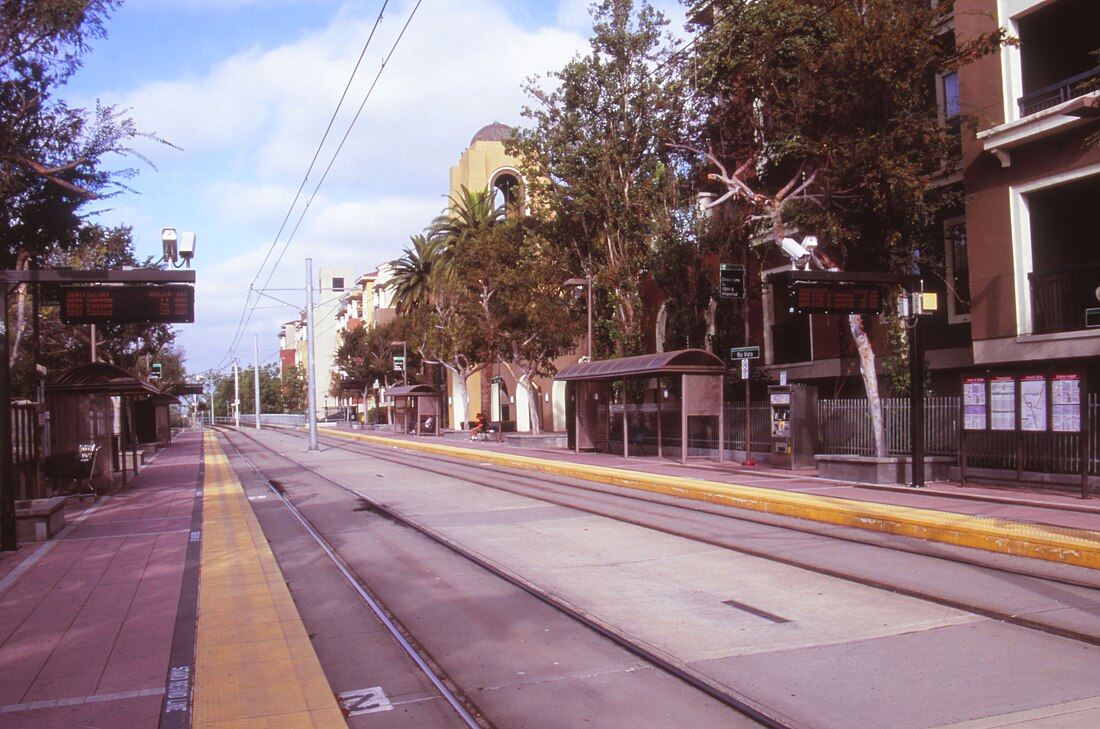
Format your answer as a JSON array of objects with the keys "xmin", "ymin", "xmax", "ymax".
[
  {"xmin": 319, "ymin": 428, "xmax": 1100, "ymax": 571},
  {"xmin": 194, "ymin": 432, "xmax": 347, "ymax": 728}
]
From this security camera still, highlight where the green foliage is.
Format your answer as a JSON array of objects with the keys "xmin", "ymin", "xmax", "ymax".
[
  {"xmin": 281, "ymin": 364, "xmax": 307, "ymax": 414},
  {"xmin": 0, "ymin": 1, "xmax": 172, "ymax": 267},
  {"xmin": 687, "ymin": 0, "xmax": 973, "ymax": 271},
  {"xmin": 509, "ymin": 0, "xmax": 689, "ymax": 358},
  {"xmin": 212, "ymin": 364, "xmax": 285, "ymax": 417}
]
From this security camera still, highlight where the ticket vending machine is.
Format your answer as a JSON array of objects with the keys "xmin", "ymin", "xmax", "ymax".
[{"xmin": 768, "ymin": 384, "xmax": 819, "ymax": 469}]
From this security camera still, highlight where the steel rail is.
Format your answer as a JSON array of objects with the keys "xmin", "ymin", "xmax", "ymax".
[
  {"xmin": 218, "ymin": 432, "xmax": 490, "ymax": 729},
  {"xmin": 274, "ymin": 427, "xmax": 1100, "ymax": 648},
  {"xmin": 218, "ymin": 427, "xmax": 793, "ymax": 729}
]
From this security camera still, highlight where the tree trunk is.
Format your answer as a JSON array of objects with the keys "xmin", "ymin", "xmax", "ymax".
[
  {"xmin": 519, "ymin": 373, "xmax": 541, "ymax": 436},
  {"xmin": 849, "ymin": 314, "xmax": 887, "ymax": 457}
]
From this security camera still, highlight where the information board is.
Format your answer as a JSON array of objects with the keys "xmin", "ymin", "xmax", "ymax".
[
  {"xmin": 990, "ymin": 376, "xmax": 1016, "ymax": 431},
  {"xmin": 1052, "ymin": 373, "xmax": 1082, "ymax": 433},
  {"xmin": 963, "ymin": 376, "xmax": 987, "ymax": 431},
  {"xmin": 59, "ymin": 285, "xmax": 194, "ymax": 324},
  {"xmin": 1020, "ymin": 375, "xmax": 1047, "ymax": 432}
]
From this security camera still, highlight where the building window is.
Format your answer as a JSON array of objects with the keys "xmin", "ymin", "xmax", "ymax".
[
  {"xmin": 943, "ymin": 217, "xmax": 970, "ymax": 323},
  {"xmin": 1015, "ymin": 0, "xmax": 1100, "ymax": 118},
  {"xmin": 331, "ymin": 277, "xmax": 345, "ymax": 291},
  {"xmin": 942, "ymin": 71, "xmax": 961, "ymax": 134},
  {"xmin": 491, "ymin": 170, "xmax": 525, "ymax": 216}
]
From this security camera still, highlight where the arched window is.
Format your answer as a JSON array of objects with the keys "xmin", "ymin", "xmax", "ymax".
[{"xmin": 491, "ymin": 171, "xmax": 525, "ymax": 216}]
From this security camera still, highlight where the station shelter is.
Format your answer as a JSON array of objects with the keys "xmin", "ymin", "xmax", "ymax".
[
  {"xmin": 386, "ymin": 384, "xmax": 441, "ymax": 436},
  {"xmin": 133, "ymin": 392, "xmax": 179, "ymax": 448},
  {"xmin": 45, "ymin": 363, "xmax": 163, "ymax": 490},
  {"xmin": 555, "ymin": 349, "xmax": 727, "ymax": 464}
]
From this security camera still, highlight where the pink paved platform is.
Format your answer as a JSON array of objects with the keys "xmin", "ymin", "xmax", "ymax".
[{"xmin": 0, "ymin": 432, "xmax": 202, "ymax": 728}]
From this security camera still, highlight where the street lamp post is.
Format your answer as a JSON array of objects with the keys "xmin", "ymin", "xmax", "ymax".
[{"xmin": 563, "ymin": 276, "xmax": 592, "ymax": 361}]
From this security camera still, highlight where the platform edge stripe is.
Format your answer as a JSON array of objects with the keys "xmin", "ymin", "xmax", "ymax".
[
  {"xmin": 318, "ymin": 428, "xmax": 1100, "ymax": 570},
  {"xmin": 197, "ymin": 432, "xmax": 348, "ymax": 728}
]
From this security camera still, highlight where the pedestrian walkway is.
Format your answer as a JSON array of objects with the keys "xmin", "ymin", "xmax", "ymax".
[
  {"xmin": 320, "ymin": 426, "xmax": 1100, "ymax": 570},
  {"xmin": 0, "ymin": 430, "xmax": 346, "ymax": 729}
]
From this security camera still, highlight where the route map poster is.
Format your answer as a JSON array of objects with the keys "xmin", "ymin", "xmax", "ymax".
[
  {"xmin": 990, "ymin": 377, "xmax": 1016, "ymax": 431},
  {"xmin": 1020, "ymin": 375, "xmax": 1047, "ymax": 432},
  {"xmin": 963, "ymin": 376, "xmax": 987, "ymax": 430},
  {"xmin": 1052, "ymin": 373, "xmax": 1082, "ymax": 433}
]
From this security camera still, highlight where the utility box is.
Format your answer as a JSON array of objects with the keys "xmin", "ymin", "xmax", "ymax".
[{"xmin": 768, "ymin": 384, "xmax": 819, "ymax": 469}]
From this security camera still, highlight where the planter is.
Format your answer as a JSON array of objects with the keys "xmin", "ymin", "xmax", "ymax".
[
  {"xmin": 15, "ymin": 497, "xmax": 68, "ymax": 542},
  {"xmin": 815, "ymin": 454, "xmax": 954, "ymax": 485}
]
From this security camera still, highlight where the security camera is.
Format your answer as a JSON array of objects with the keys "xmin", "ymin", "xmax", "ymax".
[
  {"xmin": 781, "ymin": 237, "xmax": 811, "ymax": 260},
  {"xmin": 162, "ymin": 228, "xmax": 178, "ymax": 262},
  {"xmin": 178, "ymin": 232, "xmax": 196, "ymax": 262},
  {"xmin": 802, "ymin": 235, "xmax": 818, "ymax": 250}
]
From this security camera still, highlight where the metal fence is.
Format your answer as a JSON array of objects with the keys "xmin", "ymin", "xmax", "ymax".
[{"xmin": 817, "ymin": 395, "xmax": 1100, "ymax": 476}]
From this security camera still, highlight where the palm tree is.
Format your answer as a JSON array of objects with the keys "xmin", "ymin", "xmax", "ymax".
[
  {"xmin": 388, "ymin": 234, "xmax": 444, "ymax": 315},
  {"xmin": 428, "ymin": 186, "xmax": 505, "ymax": 247}
]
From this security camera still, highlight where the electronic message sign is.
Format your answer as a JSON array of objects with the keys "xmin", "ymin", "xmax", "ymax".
[{"xmin": 58, "ymin": 285, "xmax": 195, "ymax": 324}]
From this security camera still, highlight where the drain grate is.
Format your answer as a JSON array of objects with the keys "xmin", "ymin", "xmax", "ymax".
[{"xmin": 722, "ymin": 599, "xmax": 791, "ymax": 624}]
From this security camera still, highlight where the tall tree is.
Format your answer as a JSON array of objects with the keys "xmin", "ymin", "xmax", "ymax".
[
  {"xmin": 1, "ymin": 0, "xmax": 168, "ymax": 268},
  {"xmin": 685, "ymin": 0, "xmax": 1007, "ymax": 455},
  {"xmin": 510, "ymin": 0, "xmax": 689, "ymax": 359}
]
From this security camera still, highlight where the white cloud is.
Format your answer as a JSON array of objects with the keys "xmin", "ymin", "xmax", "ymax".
[{"xmin": 80, "ymin": 0, "xmax": 689, "ymax": 372}]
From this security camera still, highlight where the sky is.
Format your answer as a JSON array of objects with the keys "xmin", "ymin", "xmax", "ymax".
[{"xmin": 63, "ymin": 0, "xmax": 688, "ymax": 377}]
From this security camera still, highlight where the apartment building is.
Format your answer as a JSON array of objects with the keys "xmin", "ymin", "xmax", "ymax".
[{"xmin": 958, "ymin": 0, "xmax": 1100, "ymax": 373}]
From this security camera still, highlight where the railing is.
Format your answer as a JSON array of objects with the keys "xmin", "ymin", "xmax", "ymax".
[
  {"xmin": 818, "ymin": 397, "xmax": 960, "ymax": 458},
  {"xmin": 1018, "ymin": 66, "xmax": 1100, "ymax": 117},
  {"xmin": 1028, "ymin": 260, "xmax": 1100, "ymax": 334},
  {"xmin": 818, "ymin": 395, "xmax": 1100, "ymax": 477},
  {"xmin": 205, "ymin": 413, "xmax": 307, "ymax": 428}
]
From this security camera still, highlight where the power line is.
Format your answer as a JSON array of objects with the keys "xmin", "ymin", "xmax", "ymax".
[{"xmin": 219, "ymin": 0, "xmax": 399, "ymax": 369}]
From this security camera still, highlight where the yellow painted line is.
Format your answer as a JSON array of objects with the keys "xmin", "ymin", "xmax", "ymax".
[
  {"xmin": 320, "ymin": 428, "xmax": 1100, "ymax": 570},
  {"xmin": 194, "ymin": 432, "xmax": 347, "ymax": 728}
]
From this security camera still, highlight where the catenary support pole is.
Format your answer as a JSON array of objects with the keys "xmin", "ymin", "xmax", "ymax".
[
  {"xmin": 233, "ymin": 359, "xmax": 240, "ymax": 429},
  {"xmin": 253, "ymin": 334, "xmax": 261, "ymax": 430},
  {"xmin": 306, "ymin": 258, "xmax": 319, "ymax": 451}
]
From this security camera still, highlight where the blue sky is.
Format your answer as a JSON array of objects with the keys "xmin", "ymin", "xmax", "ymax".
[{"xmin": 64, "ymin": 0, "xmax": 686, "ymax": 375}]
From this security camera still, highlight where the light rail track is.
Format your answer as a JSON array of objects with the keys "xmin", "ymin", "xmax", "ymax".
[
  {"xmin": 248, "ymin": 426, "xmax": 1100, "ymax": 648},
  {"xmin": 217, "ymin": 426, "xmax": 792, "ymax": 728}
]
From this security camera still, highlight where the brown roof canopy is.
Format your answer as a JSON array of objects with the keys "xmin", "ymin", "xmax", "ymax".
[
  {"xmin": 385, "ymin": 384, "xmax": 439, "ymax": 398},
  {"xmin": 46, "ymin": 362, "xmax": 162, "ymax": 396},
  {"xmin": 555, "ymin": 349, "xmax": 726, "ymax": 381}
]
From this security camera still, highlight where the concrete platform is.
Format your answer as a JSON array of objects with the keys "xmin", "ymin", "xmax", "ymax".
[{"xmin": 318, "ymin": 426, "xmax": 1100, "ymax": 570}]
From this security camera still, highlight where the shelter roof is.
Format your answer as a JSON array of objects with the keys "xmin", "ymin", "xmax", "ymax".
[
  {"xmin": 386, "ymin": 384, "xmax": 439, "ymax": 398},
  {"xmin": 555, "ymin": 349, "xmax": 726, "ymax": 381},
  {"xmin": 46, "ymin": 362, "xmax": 162, "ymax": 396}
]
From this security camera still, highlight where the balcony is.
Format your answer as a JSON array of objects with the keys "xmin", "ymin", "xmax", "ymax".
[
  {"xmin": 1028, "ymin": 261, "xmax": 1100, "ymax": 334},
  {"xmin": 1018, "ymin": 66, "xmax": 1100, "ymax": 117}
]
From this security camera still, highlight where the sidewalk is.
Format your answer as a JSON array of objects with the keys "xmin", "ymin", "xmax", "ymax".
[{"xmin": 0, "ymin": 431, "xmax": 201, "ymax": 728}]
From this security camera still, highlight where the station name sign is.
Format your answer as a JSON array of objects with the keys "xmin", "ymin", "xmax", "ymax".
[{"xmin": 57, "ymin": 284, "xmax": 195, "ymax": 324}]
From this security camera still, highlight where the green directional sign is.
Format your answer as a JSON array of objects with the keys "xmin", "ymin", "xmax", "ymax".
[
  {"xmin": 393, "ymin": 355, "xmax": 405, "ymax": 371},
  {"xmin": 730, "ymin": 346, "xmax": 760, "ymax": 360}
]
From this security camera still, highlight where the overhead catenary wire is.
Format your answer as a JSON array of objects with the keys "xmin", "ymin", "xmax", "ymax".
[{"xmin": 219, "ymin": 0, "xmax": 415, "ymax": 369}]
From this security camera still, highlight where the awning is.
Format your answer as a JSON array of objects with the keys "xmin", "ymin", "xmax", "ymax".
[
  {"xmin": 385, "ymin": 384, "xmax": 439, "ymax": 398},
  {"xmin": 46, "ymin": 362, "xmax": 163, "ymax": 396},
  {"xmin": 555, "ymin": 349, "xmax": 726, "ymax": 381}
]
